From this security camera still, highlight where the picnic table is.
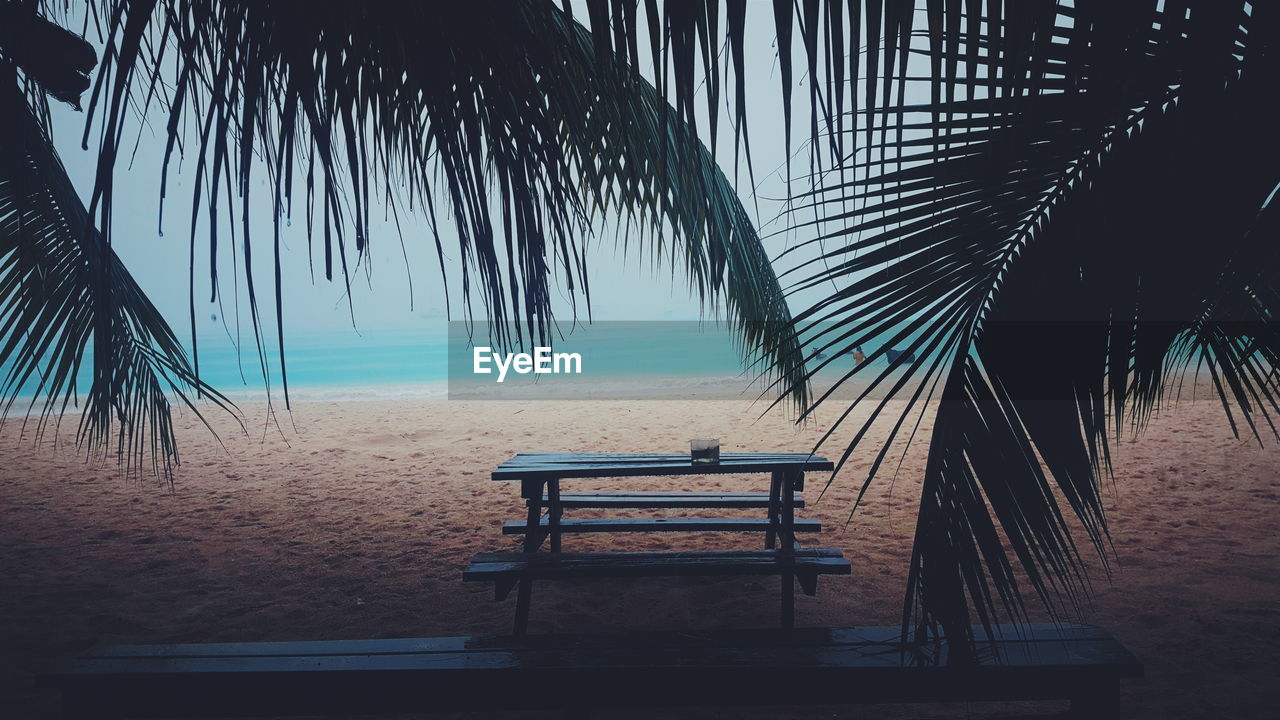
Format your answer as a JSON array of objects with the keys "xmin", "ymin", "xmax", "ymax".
[
  {"xmin": 43, "ymin": 454, "xmax": 1142, "ymax": 719},
  {"xmin": 464, "ymin": 452, "xmax": 852, "ymax": 634}
]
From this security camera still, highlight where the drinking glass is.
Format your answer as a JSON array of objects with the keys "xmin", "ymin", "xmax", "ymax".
[{"xmin": 691, "ymin": 438, "xmax": 720, "ymax": 464}]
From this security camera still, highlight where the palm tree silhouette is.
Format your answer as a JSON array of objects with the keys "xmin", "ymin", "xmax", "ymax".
[{"xmin": 2, "ymin": 0, "xmax": 1277, "ymax": 647}]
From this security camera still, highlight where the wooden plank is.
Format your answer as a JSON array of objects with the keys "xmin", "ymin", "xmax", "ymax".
[
  {"xmin": 45, "ymin": 625, "xmax": 1141, "ymax": 718},
  {"xmin": 55, "ymin": 639, "xmax": 1141, "ymax": 676},
  {"xmin": 78, "ymin": 623, "xmax": 1134, "ymax": 660},
  {"xmin": 44, "ymin": 663, "xmax": 1137, "ymax": 720},
  {"xmin": 454, "ymin": 623, "xmax": 1134, "ymax": 653},
  {"xmin": 470, "ymin": 548, "xmax": 846, "ymax": 562},
  {"xmin": 500, "ymin": 453, "xmax": 822, "ymax": 469},
  {"xmin": 83, "ymin": 636, "xmax": 479, "ymax": 659},
  {"xmin": 504, "ymin": 452, "xmax": 826, "ymax": 462},
  {"xmin": 493, "ymin": 452, "xmax": 834, "ymax": 481},
  {"xmin": 59, "ymin": 624, "xmax": 1141, "ymax": 670},
  {"xmin": 501, "ymin": 518, "xmax": 822, "ymax": 535},
  {"xmin": 462, "ymin": 549, "xmax": 851, "ymax": 582},
  {"xmin": 463, "ymin": 557, "xmax": 853, "ymax": 580},
  {"xmin": 551, "ymin": 492, "xmax": 805, "ymax": 509}
]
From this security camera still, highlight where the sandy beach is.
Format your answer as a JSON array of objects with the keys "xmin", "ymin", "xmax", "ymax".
[{"xmin": 2, "ymin": 388, "xmax": 1278, "ymax": 718}]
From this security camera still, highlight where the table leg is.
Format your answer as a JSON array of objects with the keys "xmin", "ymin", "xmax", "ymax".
[
  {"xmin": 781, "ymin": 471, "xmax": 798, "ymax": 550},
  {"xmin": 548, "ymin": 478, "xmax": 563, "ymax": 552},
  {"xmin": 780, "ymin": 470, "xmax": 798, "ymax": 629},
  {"xmin": 780, "ymin": 573, "xmax": 795, "ymax": 629},
  {"xmin": 765, "ymin": 471, "xmax": 782, "ymax": 549},
  {"xmin": 514, "ymin": 580, "xmax": 532, "ymax": 635},
  {"xmin": 522, "ymin": 487, "xmax": 544, "ymax": 552},
  {"xmin": 515, "ymin": 480, "xmax": 545, "ymax": 635}
]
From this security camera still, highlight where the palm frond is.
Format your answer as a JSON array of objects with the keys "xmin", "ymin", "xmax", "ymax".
[
  {"xmin": 78, "ymin": 0, "xmax": 810, "ymax": 412},
  {"xmin": 769, "ymin": 0, "xmax": 1280, "ymax": 647},
  {"xmin": 0, "ymin": 62, "xmax": 237, "ymax": 481},
  {"xmin": 0, "ymin": 1, "xmax": 96, "ymax": 108}
]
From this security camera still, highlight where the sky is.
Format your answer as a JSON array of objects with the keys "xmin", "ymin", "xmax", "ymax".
[
  {"xmin": 42, "ymin": 3, "xmax": 931, "ymax": 362},
  {"xmin": 42, "ymin": 1, "xmax": 942, "ymax": 392}
]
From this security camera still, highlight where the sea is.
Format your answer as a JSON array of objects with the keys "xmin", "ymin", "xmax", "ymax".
[{"xmin": 3, "ymin": 321, "xmax": 929, "ymax": 405}]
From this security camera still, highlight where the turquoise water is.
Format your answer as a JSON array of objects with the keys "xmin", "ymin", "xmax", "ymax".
[
  {"xmin": 4, "ymin": 321, "xmax": 932, "ymax": 401},
  {"xmin": 1, "ymin": 329, "xmax": 448, "ymax": 403},
  {"xmin": 190, "ymin": 331, "xmax": 450, "ymax": 390}
]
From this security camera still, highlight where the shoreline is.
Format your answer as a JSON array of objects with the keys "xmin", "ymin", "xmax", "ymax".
[{"xmin": 2, "ymin": 365, "xmax": 1237, "ymax": 417}]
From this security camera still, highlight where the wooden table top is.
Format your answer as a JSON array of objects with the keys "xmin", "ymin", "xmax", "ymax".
[{"xmin": 492, "ymin": 452, "xmax": 833, "ymax": 481}]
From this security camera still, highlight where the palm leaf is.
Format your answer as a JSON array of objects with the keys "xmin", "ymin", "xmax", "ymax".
[
  {"xmin": 767, "ymin": 0, "xmax": 1280, "ymax": 648},
  {"xmin": 0, "ymin": 62, "xmax": 237, "ymax": 480},
  {"xmin": 78, "ymin": 0, "xmax": 810, "ymax": 413},
  {"xmin": 584, "ymin": 0, "xmax": 1277, "ymax": 648}
]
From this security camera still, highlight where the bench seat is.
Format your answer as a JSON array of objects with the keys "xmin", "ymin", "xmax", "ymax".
[
  {"xmin": 546, "ymin": 491, "xmax": 804, "ymax": 509},
  {"xmin": 42, "ymin": 624, "xmax": 1142, "ymax": 719},
  {"xmin": 503, "ymin": 517, "xmax": 821, "ymax": 535},
  {"xmin": 464, "ymin": 548, "xmax": 850, "ymax": 604}
]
